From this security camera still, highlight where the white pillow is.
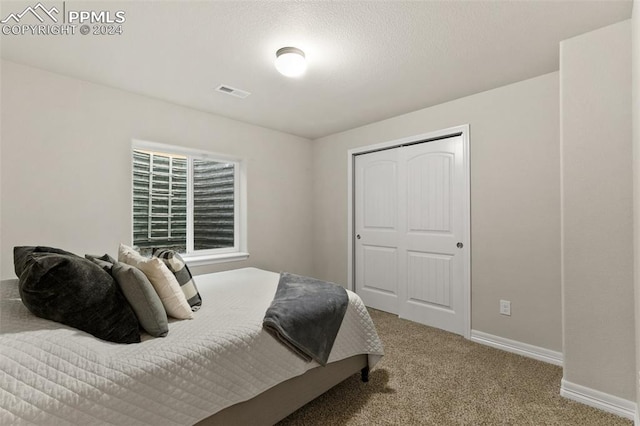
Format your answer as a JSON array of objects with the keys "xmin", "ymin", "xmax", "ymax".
[{"xmin": 118, "ymin": 244, "xmax": 193, "ymax": 319}]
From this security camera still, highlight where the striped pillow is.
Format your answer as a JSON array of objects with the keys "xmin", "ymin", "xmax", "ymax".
[{"xmin": 153, "ymin": 249, "xmax": 202, "ymax": 311}]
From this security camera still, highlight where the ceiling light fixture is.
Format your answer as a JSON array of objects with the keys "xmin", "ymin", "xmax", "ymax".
[{"xmin": 274, "ymin": 47, "xmax": 307, "ymax": 77}]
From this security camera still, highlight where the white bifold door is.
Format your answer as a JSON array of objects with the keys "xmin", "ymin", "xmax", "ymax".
[{"xmin": 354, "ymin": 135, "xmax": 468, "ymax": 335}]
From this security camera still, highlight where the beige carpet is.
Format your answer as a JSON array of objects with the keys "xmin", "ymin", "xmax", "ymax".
[{"xmin": 277, "ymin": 309, "xmax": 632, "ymax": 425}]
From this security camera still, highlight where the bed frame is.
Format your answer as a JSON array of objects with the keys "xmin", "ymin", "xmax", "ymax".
[{"xmin": 195, "ymin": 354, "xmax": 369, "ymax": 425}]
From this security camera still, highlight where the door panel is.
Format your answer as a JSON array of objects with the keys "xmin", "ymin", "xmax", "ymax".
[
  {"xmin": 363, "ymin": 162, "xmax": 396, "ymax": 229},
  {"xmin": 362, "ymin": 246, "xmax": 397, "ymax": 295},
  {"xmin": 407, "ymin": 153, "xmax": 453, "ymax": 233},
  {"xmin": 398, "ymin": 136, "xmax": 465, "ymax": 334},
  {"xmin": 355, "ymin": 149, "xmax": 399, "ymax": 313},
  {"xmin": 407, "ymin": 251, "xmax": 453, "ymax": 309}
]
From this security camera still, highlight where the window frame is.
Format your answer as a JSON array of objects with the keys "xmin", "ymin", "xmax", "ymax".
[{"xmin": 131, "ymin": 139, "xmax": 248, "ymax": 266}]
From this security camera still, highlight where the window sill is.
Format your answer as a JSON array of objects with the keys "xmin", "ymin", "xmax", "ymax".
[{"xmin": 182, "ymin": 252, "xmax": 250, "ymax": 267}]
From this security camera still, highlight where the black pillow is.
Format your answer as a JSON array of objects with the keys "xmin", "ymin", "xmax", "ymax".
[
  {"xmin": 14, "ymin": 246, "xmax": 77, "ymax": 277},
  {"xmin": 14, "ymin": 246, "xmax": 141, "ymax": 344}
]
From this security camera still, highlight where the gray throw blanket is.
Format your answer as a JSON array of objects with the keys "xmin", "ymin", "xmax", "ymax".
[{"xmin": 263, "ymin": 273, "xmax": 349, "ymax": 366}]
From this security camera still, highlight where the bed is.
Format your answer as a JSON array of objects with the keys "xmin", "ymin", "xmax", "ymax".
[{"xmin": 0, "ymin": 267, "xmax": 384, "ymax": 425}]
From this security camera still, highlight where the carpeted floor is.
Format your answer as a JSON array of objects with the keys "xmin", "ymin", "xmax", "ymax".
[{"xmin": 277, "ymin": 309, "xmax": 632, "ymax": 425}]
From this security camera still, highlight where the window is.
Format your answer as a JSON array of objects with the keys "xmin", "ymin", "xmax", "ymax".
[{"xmin": 132, "ymin": 140, "xmax": 247, "ymax": 265}]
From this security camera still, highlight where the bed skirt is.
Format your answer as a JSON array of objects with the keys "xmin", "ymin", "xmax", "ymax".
[{"xmin": 196, "ymin": 354, "xmax": 368, "ymax": 426}]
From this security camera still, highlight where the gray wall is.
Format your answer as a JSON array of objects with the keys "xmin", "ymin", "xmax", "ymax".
[
  {"xmin": 560, "ymin": 21, "xmax": 634, "ymax": 400},
  {"xmin": 632, "ymin": 0, "xmax": 640, "ymax": 415},
  {"xmin": 312, "ymin": 73, "xmax": 562, "ymax": 352},
  {"xmin": 0, "ymin": 61, "xmax": 314, "ymax": 280}
]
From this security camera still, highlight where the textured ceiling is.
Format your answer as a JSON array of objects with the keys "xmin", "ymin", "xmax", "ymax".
[{"xmin": 0, "ymin": 1, "xmax": 633, "ymax": 139}]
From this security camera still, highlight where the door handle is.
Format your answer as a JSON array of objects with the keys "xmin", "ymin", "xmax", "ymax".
[
  {"xmin": 356, "ymin": 234, "xmax": 361, "ymax": 240},
  {"xmin": 457, "ymin": 242, "xmax": 463, "ymax": 249}
]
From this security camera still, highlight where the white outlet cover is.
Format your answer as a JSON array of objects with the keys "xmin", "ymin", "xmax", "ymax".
[{"xmin": 500, "ymin": 300, "xmax": 511, "ymax": 316}]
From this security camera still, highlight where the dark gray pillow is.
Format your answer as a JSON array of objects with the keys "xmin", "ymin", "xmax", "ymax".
[
  {"xmin": 85, "ymin": 253, "xmax": 117, "ymax": 273},
  {"xmin": 111, "ymin": 262, "xmax": 169, "ymax": 337},
  {"xmin": 14, "ymin": 246, "xmax": 141, "ymax": 344},
  {"xmin": 14, "ymin": 246, "xmax": 77, "ymax": 277},
  {"xmin": 153, "ymin": 249, "xmax": 202, "ymax": 311}
]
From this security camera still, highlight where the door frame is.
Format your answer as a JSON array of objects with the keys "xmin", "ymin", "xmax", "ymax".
[{"xmin": 347, "ymin": 124, "xmax": 471, "ymax": 339}]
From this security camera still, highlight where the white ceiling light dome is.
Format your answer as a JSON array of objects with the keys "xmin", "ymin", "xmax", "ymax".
[{"xmin": 274, "ymin": 47, "xmax": 307, "ymax": 77}]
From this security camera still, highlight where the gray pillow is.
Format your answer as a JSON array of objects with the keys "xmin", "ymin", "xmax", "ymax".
[
  {"xmin": 111, "ymin": 262, "xmax": 169, "ymax": 337},
  {"xmin": 85, "ymin": 253, "xmax": 117, "ymax": 273}
]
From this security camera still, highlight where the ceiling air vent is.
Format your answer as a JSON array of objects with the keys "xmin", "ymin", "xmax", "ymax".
[{"xmin": 215, "ymin": 85, "xmax": 251, "ymax": 99}]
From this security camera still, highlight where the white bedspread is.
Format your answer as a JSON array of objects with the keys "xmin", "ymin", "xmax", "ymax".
[{"xmin": 0, "ymin": 267, "xmax": 383, "ymax": 425}]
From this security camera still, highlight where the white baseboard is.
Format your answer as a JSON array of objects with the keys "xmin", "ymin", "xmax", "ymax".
[
  {"xmin": 561, "ymin": 379, "xmax": 636, "ymax": 420},
  {"xmin": 470, "ymin": 330, "xmax": 563, "ymax": 366},
  {"xmin": 469, "ymin": 330, "xmax": 636, "ymax": 420}
]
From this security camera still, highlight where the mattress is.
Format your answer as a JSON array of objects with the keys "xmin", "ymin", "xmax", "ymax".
[{"xmin": 0, "ymin": 267, "xmax": 383, "ymax": 425}]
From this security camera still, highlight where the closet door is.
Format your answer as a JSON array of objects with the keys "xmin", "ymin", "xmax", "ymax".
[
  {"xmin": 354, "ymin": 135, "xmax": 467, "ymax": 335},
  {"xmin": 397, "ymin": 136, "xmax": 466, "ymax": 335},
  {"xmin": 354, "ymin": 148, "xmax": 400, "ymax": 314}
]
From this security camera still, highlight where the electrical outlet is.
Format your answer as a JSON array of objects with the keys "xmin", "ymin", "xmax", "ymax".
[{"xmin": 500, "ymin": 300, "xmax": 511, "ymax": 316}]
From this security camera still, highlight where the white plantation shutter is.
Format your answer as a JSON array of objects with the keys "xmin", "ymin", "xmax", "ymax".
[
  {"xmin": 133, "ymin": 149, "xmax": 235, "ymax": 255},
  {"xmin": 193, "ymin": 159, "xmax": 235, "ymax": 250}
]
